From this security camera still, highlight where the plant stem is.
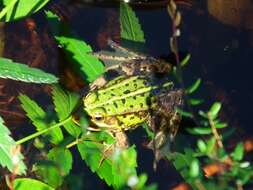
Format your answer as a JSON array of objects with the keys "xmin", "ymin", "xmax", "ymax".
[
  {"xmin": 0, "ymin": 0, "xmax": 19, "ymax": 20},
  {"xmin": 16, "ymin": 116, "xmax": 72, "ymax": 145},
  {"xmin": 207, "ymin": 112, "xmax": 223, "ymax": 148}
]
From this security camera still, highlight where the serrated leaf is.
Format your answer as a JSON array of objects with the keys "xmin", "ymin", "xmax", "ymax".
[
  {"xmin": 0, "ymin": 0, "xmax": 50, "ymax": 22},
  {"xmin": 209, "ymin": 102, "xmax": 222, "ymax": 118},
  {"xmin": 185, "ymin": 127, "xmax": 212, "ymax": 135},
  {"xmin": 51, "ymin": 85, "xmax": 81, "ymax": 137},
  {"xmin": 14, "ymin": 178, "xmax": 55, "ymax": 190},
  {"xmin": 77, "ymin": 132, "xmax": 138, "ymax": 189},
  {"xmin": 186, "ymin": 78, "xmax": 201, "ymax": 94},
  {"xmin": 120, "ymin": 2, "xmax": 145, "ymax": 42},
  {"xmin": 46, "ymin": 11, "xmax": 104, "ymax": 82},
  {"xmin": 231, "ymin": 142, "xmax": 244, "ymax": 161},
  {"xmin": 0, "ymin": 57, "xmax": 58, "ymax": 83},
  {"xmin": 48, "ymin": 147, "xmax": 73, "ymax": 176},
  {"xmin": 0, "ymin": 116, "xmax": 26, "ymax": 174},
  {"xmin": 18, "ymin": 94, "xmax": 63, "ymax": 144},
  {"xmin": 33, "ymin": 160, "xmax": 63, "ymax": 188}
]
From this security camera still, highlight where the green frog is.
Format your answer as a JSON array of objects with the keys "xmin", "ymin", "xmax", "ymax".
[{"xmin": 83, "ymin": 40, "xmax": 183, "ymax": 162}]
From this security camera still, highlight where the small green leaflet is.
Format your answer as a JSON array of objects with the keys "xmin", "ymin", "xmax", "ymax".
[
  {"xmin": 45, "ymin": 11, "xmax": 104, "ymax": 82},
  {"xmin": 0, "ymin": 116, "xmax": 26, "ymax": 175},
  {"xmin": 0, "ymin": 0, "xmax": 50, "ymax": 22},
  {"xmin": 120, "ymin": 2, "xmax": 145, "ymax": 42},
  {"xmin": 34, "ymin": 147, "xmax": 73, "ymax": 188},
  {"xmin": 14, "ymin": 178, "xmax": 54, "ymax": 190},
  {"xmin": 51, "ymin": 85, "xmax": 81, "ymax": 137},
  {"xmin": 0, "ymin": 57, "xmax": 58, "ymax": 83},
  {"xmin": 18, "ymin": 94, "xmax": 63, "ymax": 144},
  {"xmin": 77, "ymin": 132, "xmax": 139, "ymax": 189}
]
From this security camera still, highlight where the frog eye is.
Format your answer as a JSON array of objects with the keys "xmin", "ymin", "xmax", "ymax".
[{"xmin": 94, "ymin": 115, "xmax": 103, "ymax": 121}]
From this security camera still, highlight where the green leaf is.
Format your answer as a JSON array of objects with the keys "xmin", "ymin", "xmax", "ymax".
[
  {"xmin": 189, "ymin": 159, "xmax": 200, "ymax": 177},
  {"xmin": 19, "ymin": 94, "xmax": 63, "ymax": 144},
  {"xmin": 120, "ymin": 2, "xmax": 145, "ymax": 42},
  {"xmin": 46, "ymin": 11, "xmax": 104, "ymax": 82},
  {"xmin": 197, "ymin": 139, "xmax": 207, "ymax": 153},
  {"xmin": 0, "ymin": 57, "xmax": 58, "ymax": 83},
  {"xmin": 51, "ymin": 85, "xmax": 81, "ymax": 137},
  {"xmin": 209, "ymin": 102, "xmax": 222, "ymax": 118},
  {"xmin": 14, "ymin": 178, "xmax": 54, "ymax": 190},
  {"xmin": 189, "ymin": 98, "xmax": 203, "ymax": 106},
  {"xmin": 47, "ymin": 147, "xmax": 73, "ymax": 176},
  {"xmin": 34, "ymin": 147, "xmax": 73, "ymax": 188},
  {"xmin": 180, "ymin": 54, "xmax": 191, "ymax": 66},
  {"xmin": 0, "ymin": 0, "xmax": 50, "ymax": 22},
  {"xmin": 33, "ymin": 160, "xmax": 63, "ymax": 188},
  {"xmin": 186, "ymin": 78, "xmax": 201, "ymax": 94},
  {"xmin": 0, "ymin": 116, "xmax": 26, "ymax": 174},
  {"xmin": 186, "ymin": 127, "xmax": 212, "ymax": 135},
  {"xmin": 77, "ymin": 132, "xmax": 138, "ymax": 189},
  {"xmin": 231, "ymin": 142, "xmax": 244, "ymax": 161},
  {"xmin": 176, "ymin": 108, "xmax": 193, "ymax": 118}
]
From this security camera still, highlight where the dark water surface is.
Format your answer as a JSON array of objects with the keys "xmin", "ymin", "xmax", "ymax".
[{"xmin": 3, "ymin": 0, "xmax": 253, "ymax": 189}]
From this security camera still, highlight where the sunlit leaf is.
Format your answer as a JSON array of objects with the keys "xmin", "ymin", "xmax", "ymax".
[
  {"xmin": 180, "ymin": 54, "xmax": 191, "ymax": 66},
  {"xmin": 46, "ymin": 11, "xmax": 104, "ymax": 82},
  {"xmin": 214, "ymin": 122, "xmax": 227, "ymax": 129},
  {"xmin": 0, "ymin": 0, "xmax": 50, "ymax": 22},
  {"xmin": 0, "ymin": 116, "xmax": 26, "ymax": 175},
  {"xmin": 231, "ymin": 142, "xmax": 244, "ymax": 161},
  {"xmin": 19, "ymin": 94, "xmax": 63, "ymax": 144},
  {"xmin": 120, "ymin": 2, "xmax": 145, "ymax": 42},
  {"xmin": 0, "ymin": 57, "xmax": 58, "ymax": 83},
  {"xmin": 14, "ymin": 178, "xmax": 54, "ymax": 190},
  {"xmin": 197, "ymin": 139, "xmax": 207, "ymax": 153},
  {"xmin": 186, "ymin": 78, "xmax": 201, "ymax": 94},
  {"xmin": 51, "ymin": 85, "xmax": 81, "ymax": 137},
  {"xmin": 186, "ymin": 127, "xmax": 212, "ymax": 135},
  {"xmin": 209, "ymin": 102, "xmax": 222, "ymax": 118},
  {"xmin": 77, "ymin": 132, "xmax": 140, "ymax": 189},
  {"xmin": 189, "ymin": 159, "xmax": 200, "ymax": 177}
]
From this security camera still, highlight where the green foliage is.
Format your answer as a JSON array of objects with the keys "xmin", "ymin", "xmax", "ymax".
[
  {"xmin": 0, "ymin": 0, "xmax": 50, "ymax": 22},
  {"xmin": 14, "ymin": 178, "xmax": 54, "ymax": 190},
  {"xmin": 0, "ymin": 57, "xmax": 58, "ymax": 83},
  {"xmin": 34, "ymin": 147, "xmax": 73, "ymax": 188},
  {"xmin": 45, "ymin": 11, "xmax": 104, "ymax": 82},
  {"xmin": 18, "ymin": 94, "xmax": 63, "ymax": 144},
  {"xmin": 186, "ymin": 78, "xmax": 201, "ymax": 94},
  {"xmin": 0, "ymin": 116, "xmax": 26, "ymax": 175},
  {"xmin": 120, "ymin": 2, "xmax": 145, "ymax": 42},
  {"xmin": 51, "ymin": 85, "xmax": 81, "ymax": 137}
]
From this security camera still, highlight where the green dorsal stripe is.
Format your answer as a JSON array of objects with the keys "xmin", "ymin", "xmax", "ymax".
[{"xmin": 89, "ymin": 81, "xmax": 173, "ymax": 109}]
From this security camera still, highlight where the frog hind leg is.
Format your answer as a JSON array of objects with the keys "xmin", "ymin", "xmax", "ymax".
[{"xmin": 147, "ymin": 90, "xmax": 183, "ymax": 168}]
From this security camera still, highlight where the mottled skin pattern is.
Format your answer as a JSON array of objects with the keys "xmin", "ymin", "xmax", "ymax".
[{"xmin": 83, "ymin": 40, "xmax": 183, "ymax": 163}]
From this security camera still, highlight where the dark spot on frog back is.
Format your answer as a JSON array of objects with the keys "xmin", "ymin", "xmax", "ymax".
[{"xmin": 123, "ymin": 90, "xmax": 131, "ymax": 94}]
